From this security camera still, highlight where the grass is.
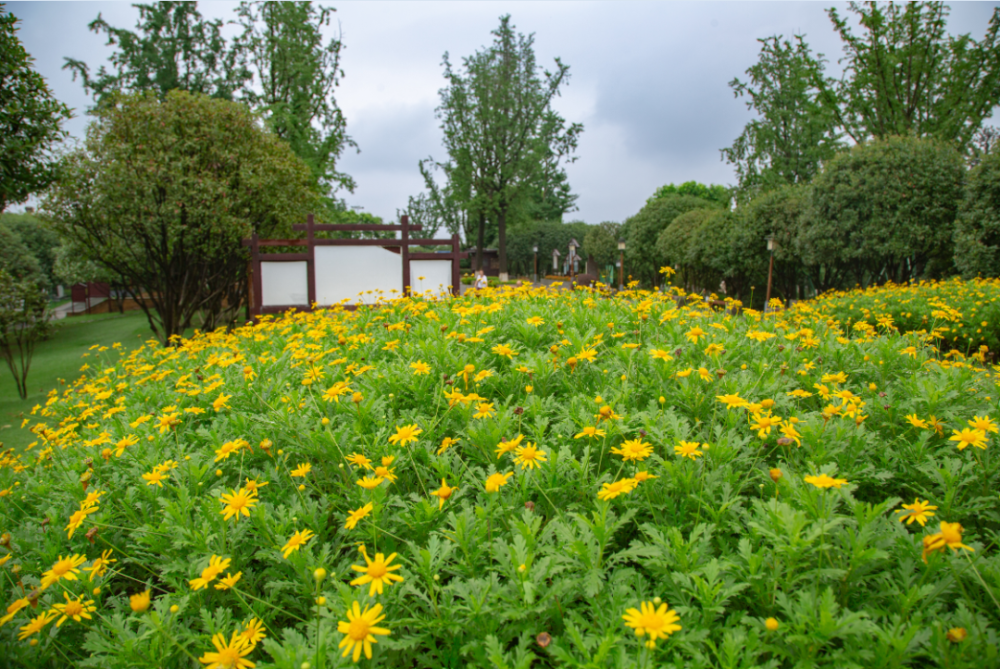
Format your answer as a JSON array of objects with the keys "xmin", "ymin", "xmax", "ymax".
[{"xmin": 0, "ymin": 311, "xmax": 154, "ymax": 452}]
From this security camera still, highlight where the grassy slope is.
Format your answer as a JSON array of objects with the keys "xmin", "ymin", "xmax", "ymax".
[{"xmin": 0, "ymin": 311, "xmax": 154, "ymax": 452}]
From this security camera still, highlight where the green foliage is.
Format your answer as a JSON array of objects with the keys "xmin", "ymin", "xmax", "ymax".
[
  {"xmin": 802, "ymin": 135, "xmax": 964, "ymax": 287},
  {"xmin": 51, "ymin": 240, "xmax": 115, "ymax": 288},
  {"xmin": 730, "ymin": 184, "xmax": 815, "ymax": 301},
  {"xmin": 44, "ymin": 90, "xmax": 316, "ymax": 342},
  {"xmin": 234, "ymin": 1, "xmax": 356, "ymax": 195},
  {"xmin": 0, "ymin": 4, "xmax": 72, "ymax": 213},
  {"xmin": 658, "ymin": 208, "xmax": 731, "ymax": 295},
  {"xmin": 0, "ymin": 212, "xmax": 60, "ymax": 289},
  {"xmin": 822, "ymin": 2, "xmax": 1000, "ymax": 150},
  {"xmin": 505, "ymin": 219, "xmax": 590, "ymax": 277},
  {"xmin": 64, "ymin": 1, "xmax": 355, "ymax": 197},
  {"xmin": 5, "ymin": 282, "xmax": 1000, "ymax": 666},
  {"xmin": 648, "ymin": 182, "xmax": 731, "ymax": 209},
  {"xmin": 0, "ymin": 268, "xmax": 51, "ymax": 399},
  {"xmin": 582, "ymin": 221, "xmax": 622, "ymax": 269},
  {"xmin": 63, "ymin": 1, "xmax": 246, "ymax": 105},
  {"xmin": 0, "ymin": 221, "xmax": 42, "ymax": 285},
  {"xmin": 954, "ymin": 151, "xmax": 1000, "ymax": 278},
  {"xmin": 721, "ymin": 36, "xmax": 840, "ymax": 199},
  {"xmin": 434, "ymin": 15, "xmax": 582, "ymax": 275},
  {"xmin": 623, "ymin": 195, "xmax": 721, "ymax": 287}
]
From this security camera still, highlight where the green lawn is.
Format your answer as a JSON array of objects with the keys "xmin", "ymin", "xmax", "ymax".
[{"xmin": 0, "ymin": 311, "xmax": 155, "ymax": 452}]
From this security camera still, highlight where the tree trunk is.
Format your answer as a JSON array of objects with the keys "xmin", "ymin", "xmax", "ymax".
[
  {"xmin": 497, "ymin": 206, "xmax": 508, "ymax": 281},
  {"xmin": 476, "ymin": 211, "xmax": 486, "ymax": 271}
]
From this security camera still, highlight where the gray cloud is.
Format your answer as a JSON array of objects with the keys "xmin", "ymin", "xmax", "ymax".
[{"xmin": 9, "ymin": 1, "xmax": 1000, "ymax": 225}]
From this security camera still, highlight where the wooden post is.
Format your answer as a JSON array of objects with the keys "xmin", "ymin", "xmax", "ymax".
[
  {"xmin": 245, "ymin": 259, "xmax": 252, "ymax": 323},
  {"xmin": 765, "ymin": 250, "xmax": 774, "ymax": 311},
  {"xmin": 251, "ymin": 233, "xmax": 262, "ymax": 317},
  {"xmin": 401, "ymin": 215, "xmax": 411, "ymax": 296},
  {"xmin": 306, "ymin": 213, "xmax": 316, "ymax": 308},
  {"xmin": 451, "ymin": 233, "xmax": 461, "ymax": 297}
]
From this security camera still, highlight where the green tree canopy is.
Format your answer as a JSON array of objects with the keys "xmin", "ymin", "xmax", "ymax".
[
  {"xmin": 434, "ymin": 15, "xmax": 582, "ymax": 277},
  {"xmin": 656, "ymin": 208, "xmax": 727, "ymax": 292},
  {"xmin": 954, "ymin": 151, "xmax": 1000, "ymax": 278},
  {"xmin": 234, "ymin": 1, "xmax": 356, "ymax": 195},
  {"xmin": 648, "ymin": 181, "xmax": 731, "ymax": 209},
  {"xmin": 731, "ymin": 184, "xmax": 815, "ymax": 300},
  {"xmin": 821, "ymin": 2, "xmax": 1000, "ymax": 150},
  {"xmin": 0, "ymin": 268, "xmax": 50, "ymax": 399},
  {"xmin": 45, "ymin": 90, "xmax": 316, "ymax": 342},
  {"xmin": 721, "ymin": 36, "xmax": 840, "ymax": 199},
  {"xmin": 0, "ymin": 222, "xmax": 42, "ymax": 284},
  {"xmin": 0, "ymin": 4, "xmax": 72, "ymax": 213},
  {"xmin": 63, "ymin": 1, "xmax": 246, "ymax": 105},
  {"xmin": 582, "ymin": 221, "xmax": 622, "ymax": 269},
  {"xmin": 801, "ymin": 135, "xmax": 964, "ymax": 287},
  {"xmin": 504, "ymin": 219, "xmax": 590, "ymax": 278},
  {"xmin": 0, "ymin": 212, "xmax": 61, "ymax": 288},
  {"xmin": 64, "ymin": 1, "xmax": 355, "ymax": 197},
  {"xmin": 623, "ymin": 194, "xmax": 720, "ymax": 287}
]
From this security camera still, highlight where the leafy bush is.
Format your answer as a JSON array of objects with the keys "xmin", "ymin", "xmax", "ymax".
[
  {"xmin": 2, "ymin": 281, "xmax": 999, "ymax": 667},
  {"xmin": 954, "ymin": 151, "xmax": 1000, "ymax": 279},
  {"xmin": 623, "ymin": 195, "xmax": 721, "ymax": 287},
  {"xmin": 802, "ymin": 136, "xmax": 964, "ymax": 286}
]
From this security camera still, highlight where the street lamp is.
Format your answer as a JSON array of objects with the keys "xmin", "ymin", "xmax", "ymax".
[
  {"xmin": 765, "ymin": 235, "xmax": 776, "ymax": 311},
  {"xmin": 532, "ymin": 244, "xmax": 539, "ymax": 283},
  {"xmin": 568, "ymin": 239, "xmax": 578, "ymax": 284},
  {"xmin": 617, "ymin": 239, "xmax": 626, "ymax": 291}
]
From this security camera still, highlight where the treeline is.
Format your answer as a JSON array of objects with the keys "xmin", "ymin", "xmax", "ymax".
[
  {"xmin": 609, "ymin": 2, "xmax": 1000, "ymax": 305},
  {"xmin": 615, "ymin": 135, "xmax": 1000, "ymax": 307}
]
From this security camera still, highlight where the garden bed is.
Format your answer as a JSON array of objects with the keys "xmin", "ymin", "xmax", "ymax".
[{"xmin": 1, "ymin": 280, "xmax": 997, "ymax": 667}]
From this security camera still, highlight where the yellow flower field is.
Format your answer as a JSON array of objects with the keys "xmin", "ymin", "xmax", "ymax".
[{"xmin": 1, "ymin": 279, "xmax": 998, "ymax": 668}]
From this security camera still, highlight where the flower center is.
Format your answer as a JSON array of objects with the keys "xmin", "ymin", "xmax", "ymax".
[
  {"xmin": 368, "ymin": 562, "xmax": 388, "ymax": 578},
  {"xmin": 348, "ymin": 618, "xmax": 371, "ymax": 641},
  {"xmin": 52, "ymin": 559, "xmax": 74, "ymax": 576},
  {"xmin": 64, "ymin": 601, "xmax": 82, "ymax": 616},
  {"xmin": 216, "ymin": 647, "xmax": 242, "ymax": 668}
]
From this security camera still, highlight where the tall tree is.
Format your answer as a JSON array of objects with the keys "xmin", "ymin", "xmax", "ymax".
[
  {"xmin": 45, "ymin": 91, "xmax": 316, "ymax": 342},
  {"xmin": 436, "ymin": 15, "xmax": 582, "ymax": 279},
  {"xmin": 63, "ymin": 1, "xmax": 247, "ymax": 106},
  {"xmin": 64, "ymin": 1, "xmax": 355, "ymax": 196},
  {"xmin": 721, "ymin": 36, "xmax": 840, "ymax": 198},
  {"xmin": 0, "ymin": 269, "xmax": 50, "ymax": 399},
  {"xmin": 0, "ymin": 4, "xmax": 72, "ymax": 213},
  {"xmin": 821, "ymin": 2, "xmax": 1000, "ymax": 149},
  {"xmin": 234, "ymin": 1, "xmax": 356, "ymax": 195}
]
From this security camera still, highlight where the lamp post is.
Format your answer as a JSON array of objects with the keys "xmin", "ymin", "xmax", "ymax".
[
  {"xmin": 617, "ymin": 239, "xmax": 626, "ymax": 291},
  {"xmin": 765, "ymin": 235, "xmax": 776, "ymax": 311},
  {"xmin": 568, "ymin": 239, "xmax": 578, "ymax": 284},
  {"xmin": 533, "ymin": 244, "xmax": 539, "ymax": 283}
]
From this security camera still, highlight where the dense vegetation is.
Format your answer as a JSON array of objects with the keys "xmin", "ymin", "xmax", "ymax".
[{"xmin": 2, "ymin": 279, "xmax": 998, "ymax": 667}]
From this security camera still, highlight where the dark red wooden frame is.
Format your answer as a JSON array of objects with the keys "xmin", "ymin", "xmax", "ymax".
[{"xmin": 243, "ymin": 215, "xmax": 467, "ymax": 316}]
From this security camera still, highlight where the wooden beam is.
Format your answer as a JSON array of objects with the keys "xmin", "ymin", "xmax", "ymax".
[
  {"xmin": 451, "ymin": 233, "xmax": 461, "ymax": 296},
  {"xmin": 401, "ymin": 215, "xmax": 411, "ymax": 296},
  {"xmin": 306, "ymin": 214, "xmax": 316, "ymax": 307},
  {"xmin": 292, "ymin": 223, "xmax": 423, "ymax": 232},
  {"xmin": 259, "ymin": 253, "xmax": 309, "ymax": 261},
  {"xmin": 409, "ymin": 252, "xmax": 469, "ymax": 260}
]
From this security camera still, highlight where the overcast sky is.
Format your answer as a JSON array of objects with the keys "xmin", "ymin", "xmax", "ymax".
[{"xmin": 8, "ymin": 1, "xmax": 1000, "ymax": 224}]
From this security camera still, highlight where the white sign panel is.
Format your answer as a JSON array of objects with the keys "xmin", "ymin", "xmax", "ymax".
[
  {"xmin": 261, "ymin": 261, "xmax": 308, "ymax": 307},
  {"xmin": 410, "ymin": 260, "xmax": 453, "ymax": 297},
  {"xmin": 315, "ymin": 246, "xmax": 403, "ymax": 305}
]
